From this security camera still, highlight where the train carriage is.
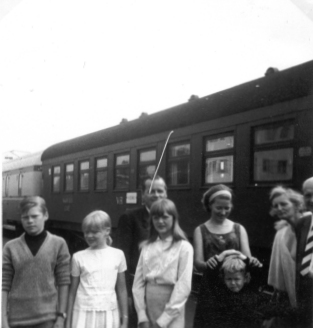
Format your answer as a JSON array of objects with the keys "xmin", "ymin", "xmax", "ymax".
[
  {"xmin": 25, "ymin": 60, "xmax": 313, "ymax": 261},
  {"xmin": 2, "ymin": 152, "xmax": 43, "ymax": 230}
]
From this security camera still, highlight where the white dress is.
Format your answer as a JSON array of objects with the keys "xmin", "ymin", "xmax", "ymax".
[
  {"xmin": 71, "ymin": 247, "xmax": 127, "ymax": 328},
  {"xmin": 132, "ymin": 237, "xmax": 193, "ymax": 328}
]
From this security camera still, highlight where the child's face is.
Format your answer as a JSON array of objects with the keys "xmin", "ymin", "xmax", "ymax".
[
  {"xmin": 21, "ymin": 206, "xmax": 48, "ymax": 236},
  {"xmin": 84, "ymin": 228, "xmax": 109, "ymax": 249},
  {"xmin": 224, "ymin": 271, "xmax": 247, "ymax": 293},
  {"xmin": 152, "ymin": 211, "xmax": 173, "ymax": 239}
]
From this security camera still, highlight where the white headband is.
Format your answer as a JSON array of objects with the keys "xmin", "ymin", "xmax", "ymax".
[{"xmin": 209, "ymin": 190, "xmax": 232, "ymax": 203}]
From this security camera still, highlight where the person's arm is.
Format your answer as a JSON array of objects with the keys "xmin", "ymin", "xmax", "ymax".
[
  {"xmin": 2, "ymin": 244, "xmax": 14, "ymax": 328},
  {"xmin": 239, "ymin": 225, "xmax": 251, "ymax": 257},
  {"xmin": 65, "ymin": 276, "xmax": 80, "ymax": 328},
  {"xmin": 116, "ymin": 272, "xmax": 128, "ymax": 328},
  {"xmin": 54, "ymin": 285, "xmax": 69, "ymax": 328},
  {"xmin": 2, "ymin": 291, "xmax": 10, "ymax": 328},
  {"xmin": 132, "ymin": 250, "xmax": 149, "ymax": 325},
  {"xmin": 155, "ymin": 242, "xmax": 194, "ymax": 328},
  {"xmin": 193, "ymin": 226, "xmax": 207, "ymax": 272}
]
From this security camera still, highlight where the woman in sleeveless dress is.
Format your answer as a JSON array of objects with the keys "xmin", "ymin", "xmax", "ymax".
[{"xmin": 193, "ymin": 184, "xmax": 253, "ymax": 328}]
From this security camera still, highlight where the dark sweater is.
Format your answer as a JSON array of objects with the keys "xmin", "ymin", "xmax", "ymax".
[{"xmin": 2, "ymin": 232, "xmax": 70, "ymax": 326}]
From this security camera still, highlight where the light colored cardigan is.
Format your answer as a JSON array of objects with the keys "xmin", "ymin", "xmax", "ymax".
[
  {"xmin": 268, "ymin": 223, "xmax": 297, "ymax": 307},
  {"xmin": 2, "ymin": 232, "xmax": 71, "ymax": 326}
]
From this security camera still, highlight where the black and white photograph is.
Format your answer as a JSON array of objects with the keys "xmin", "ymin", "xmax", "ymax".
[{"xmin": 1, "ymin": 1, "xmax": 313, "ymax": 327}]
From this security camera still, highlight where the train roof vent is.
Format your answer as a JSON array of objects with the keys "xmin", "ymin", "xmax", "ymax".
[
  {"xmin": 139, "ymin": 112, "xmax": 148, "ymax": 118},
  {"xmin": 265, "ymin": 67, "xmax": 279, "ymax": 76},
  {"xmin": 188, "ymin": 95, "xmax": 200, "ymax": 102},
  {"xmin": 120, "ymin": 118, "xmax": 128, "ymax": 124}
]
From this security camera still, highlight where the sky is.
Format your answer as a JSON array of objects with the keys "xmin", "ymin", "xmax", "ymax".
[{"xmin": 1, "ymin": 0, "xmax": 313, "ymax": 155}]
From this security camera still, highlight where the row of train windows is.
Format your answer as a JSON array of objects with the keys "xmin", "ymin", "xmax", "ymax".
[{"xmin": 51, "ymin": 121, "xmax": 295, "ymax": 193}]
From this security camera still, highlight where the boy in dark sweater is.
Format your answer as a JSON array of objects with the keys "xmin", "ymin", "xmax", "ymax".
[{"xmin": 2, "ymin": 196, "xmax": 71, "ymax": 328}]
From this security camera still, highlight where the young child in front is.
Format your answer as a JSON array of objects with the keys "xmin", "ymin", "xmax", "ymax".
[
  {"xmin": 201, "ymin": 249, "xmax": 266, "ymax": 328},
  {"xmin": 132, "ymin": 199, "xmax": 194, "ymax": 328},
  {"xmin": 66, "ymin": 211, "xmax": 128, "ymax": 328},
  {"xmin": 2, "ymin": 196, "xmax": 71, "ymax": 328}
]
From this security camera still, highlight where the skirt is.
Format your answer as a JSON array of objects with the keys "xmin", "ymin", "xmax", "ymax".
[
  {"xmin": 145, "ymin": 283, "xmax": 185, "ymax": 328},
  {"xmin": 72, "ymin": 309, "xmax": 120, "ymax": 328}
]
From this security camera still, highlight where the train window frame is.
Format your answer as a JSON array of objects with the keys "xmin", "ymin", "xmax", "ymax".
[
  {"xmin": 137, "ymin": 148, "xmax": 157, "ymax": 188},
  {"xmin": 95, "ymin": 156, "xmax": 108, "ymax": 192},
  {"xmin": 167, "ymin": 141, "xmax": 191, "ymax": 188},
  {"xmin": 114, "ymin": 153, "xmax": 130, "ymax": 191},
  {"xmin": 78, "ymin": 160, "xmax": 90, "ymax": 192},
  {"xmin": 64, "ymin": 163, "xmax": 74, "ymax": 192},
  {"xmin": 52, "ymin": 165, "xmax": 61, "ymax": 193},
  {"xmin": 252, "ymin": 121, "xmax": 295, "ymax": 184},
  {"xmin": 4, "ymin": 175, "xmax": 9, "ymax": 197},
  {"xmin": 203, "ymin": 133, "xmax": 235, "ymax": 185}
]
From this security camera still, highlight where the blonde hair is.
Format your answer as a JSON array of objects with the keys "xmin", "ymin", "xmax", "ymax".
[
  {"xmin": 221, "ymin": 255, "xmax": 250, "ymax": 283},
  {"xmin": 269, "ymin": 186, "xmax": 303, "ymax": 217},
  {"xmin": 82, "ymin": 210, "xmax": 112, "ymax": 246}
]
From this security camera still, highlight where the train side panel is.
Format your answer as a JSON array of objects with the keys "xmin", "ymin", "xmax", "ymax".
[{"xmin": 42, "ymin": 97, "xmax": 313, "ymax": 262}]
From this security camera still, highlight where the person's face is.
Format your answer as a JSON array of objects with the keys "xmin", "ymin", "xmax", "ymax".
[
  {"xmin": 143, "ymin": 179, "xmax": 167, "ymax": 208},
  {"xmin": 224, "ymin": 271, "xmax": 247, "ymax": 293},
  {"xmin": 152, "ymin": 211, "xmax": 174, "ymax": 239},
  {"xmin": 84, "ymin": 228, "xmax": 109, "ymax": 249},
  {"xmin": 21, "ymin": 206, "xmax": 48, "ymax": 236},
  {"xmin": 210, "ymin": 198, "xmax": 232, "ymax": 221},
  {"xmin": 303, "ymin": 185, "xmax": 313, "ymax": 212},
  {"xmin": 272, "ymin": 194, "xmax": 297, "ymax": 223}
]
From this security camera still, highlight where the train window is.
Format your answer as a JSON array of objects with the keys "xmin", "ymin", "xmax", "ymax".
[
  {"xmin": 18, "ymin": 173, "xmax": 22, "ymax": 196},
  {"xmin": 64, "ymin": 163, "xmax": 74, "ymax": 192},
  {"xmin": 138, "ymin": 149, "xmax": 156, "ymax": 187},
  {"xmin": 204, "ymin": 135, "xmax": 234, "ymax": 184},
  {"xmin": 167, "ymin": 143, "xmax": 190, "ymax": 186},
  {"xmin": 115, "ymin": 153, "xmax": 130, "ymax": 190},
  {"xmin": 253, "ymin": 122, "xmax": 294, "ymax": 182},
  {"xmin": 95, "ymin": 157, "xmax": 108, "ymax": 191},
  {"xmin": 79, "ymin": 161, "xmax": 90, "ymax": 191},
  {"xmin": 52, "ymin": 166, "xmax": 61, "ymax": 192}
]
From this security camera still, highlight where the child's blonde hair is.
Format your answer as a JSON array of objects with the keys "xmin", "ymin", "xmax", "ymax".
[
  {"xmin": 82, "ymin": 210, "xmax": 113, "ymax": 246},
  {"xmin": 221, "ymin": 255, "xmax": 251, "ymax": 283}
]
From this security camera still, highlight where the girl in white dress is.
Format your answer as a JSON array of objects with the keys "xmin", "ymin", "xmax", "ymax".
[
  {"xmin": 66, "ymin": 211, "xmax": 128, "ymax": 328},
  {"xmin": 132, "ymin": 199, "xmax": 193, "ymax": 328}
]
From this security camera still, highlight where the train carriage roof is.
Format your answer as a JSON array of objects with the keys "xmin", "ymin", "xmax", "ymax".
[
  {"xmin": 42, "ymin": 60, "xmax": 313, "ymax": 161},
  {"xmin": 3, "ymin": 151, "xmax": 42, "ymax": 172}
]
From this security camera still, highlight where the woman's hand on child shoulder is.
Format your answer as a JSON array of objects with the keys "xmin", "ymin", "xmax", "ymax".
[
  {"xmin": 249, "ymin": 257, "xmax": 263, "ymax": 268},
  {"xmin": 206, "ymin": 256, "xmax": 219, "ymax": 269},
  {"xmin": 207, "ymin": 250, "xmax": 241, "ymax": 269}
]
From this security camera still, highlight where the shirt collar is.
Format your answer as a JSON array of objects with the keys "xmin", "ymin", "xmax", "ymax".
[{"xmin": 156, "ymin": 235, "xmax": 173, "ymax": 243}]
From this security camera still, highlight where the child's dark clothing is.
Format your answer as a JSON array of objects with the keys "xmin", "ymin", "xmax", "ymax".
[{"xmin": 194, "ymin": 258, "xmax": 276, "ymax": 328}]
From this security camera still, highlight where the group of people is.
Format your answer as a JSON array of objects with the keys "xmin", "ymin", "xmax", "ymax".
[{"xmin": 2, "ymin": 175, "xmax": 313, "ymax": 328}]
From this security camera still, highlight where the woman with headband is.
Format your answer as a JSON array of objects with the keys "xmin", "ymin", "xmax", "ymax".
[{"xmin": 193, "ymin": 184, "xmax": 256, "ymax": 328}]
